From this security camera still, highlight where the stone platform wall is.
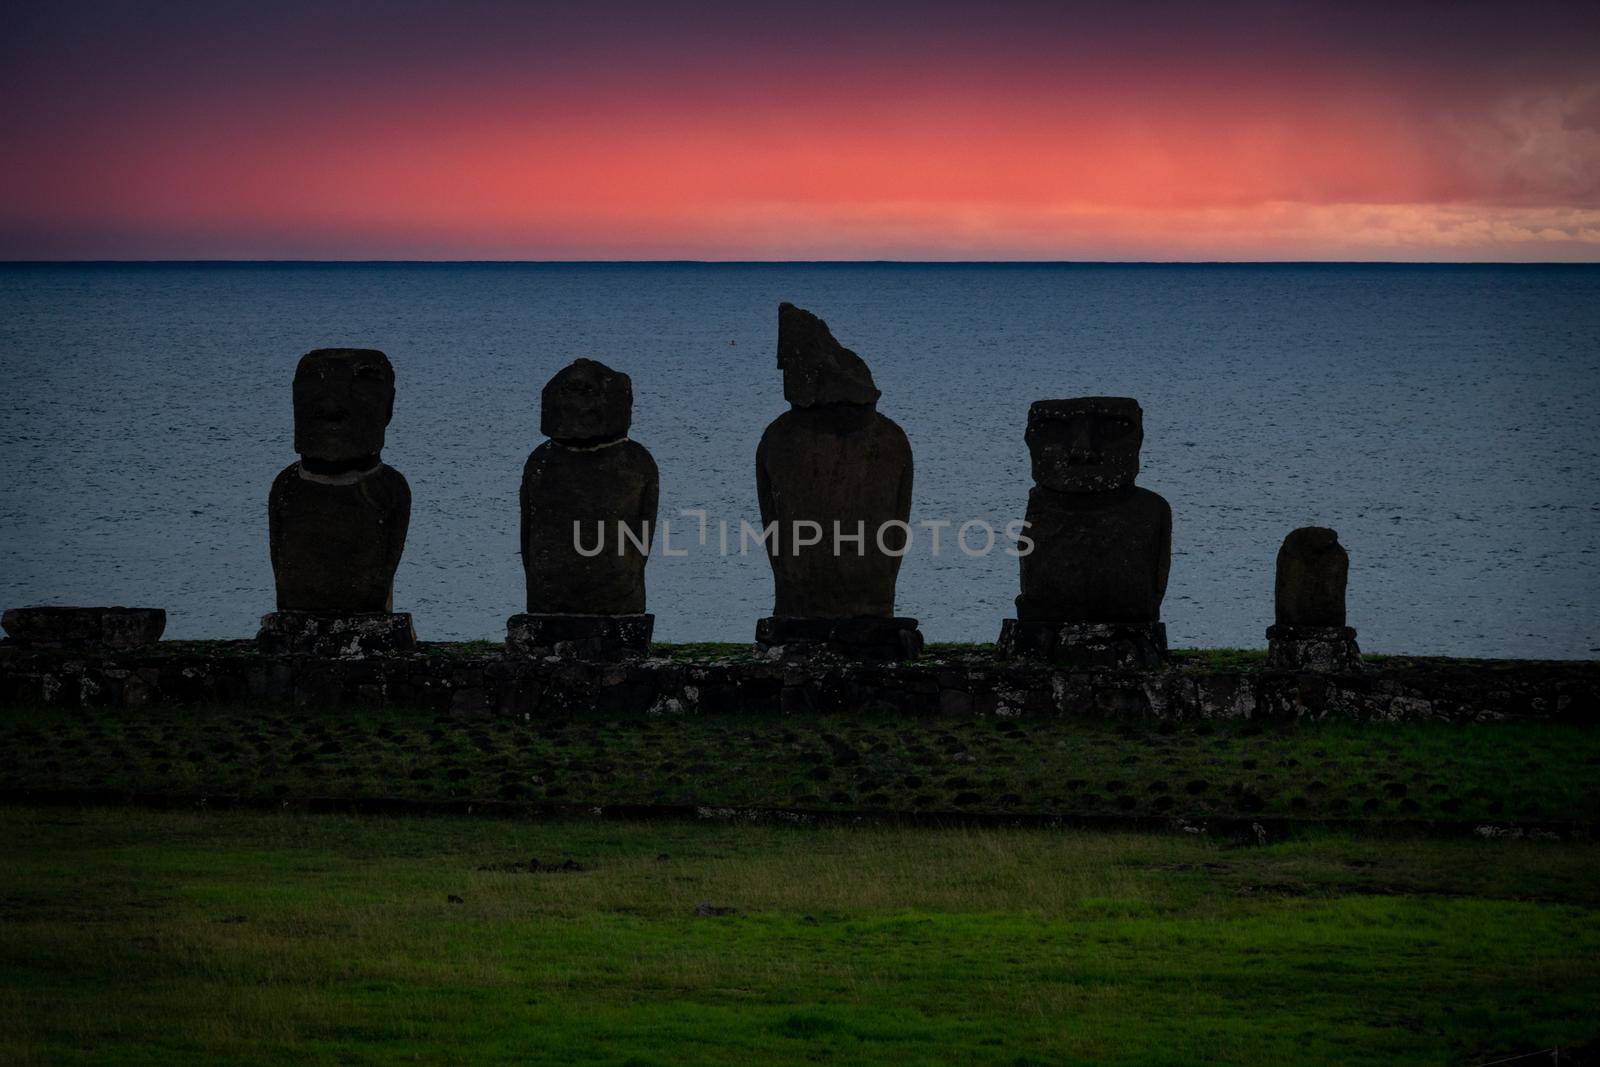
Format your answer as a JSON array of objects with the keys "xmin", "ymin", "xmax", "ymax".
[{"xmin": 2, "ymin": 643, "xmax": 1597, "ymax": 724}]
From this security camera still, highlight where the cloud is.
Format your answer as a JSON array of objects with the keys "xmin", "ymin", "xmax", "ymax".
[
  {"xmin": 1447, "ymin": 86, "xmax": 1600, "ymax": 206},
  {"xmin": 690, "ymin": 200, "xmax": 1600, "ymax": 261}
]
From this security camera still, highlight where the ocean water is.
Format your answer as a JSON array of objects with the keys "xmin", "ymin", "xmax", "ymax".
[{"xmin": 1, "ymin": 262, "xmax": 1596, "ymax": 658}]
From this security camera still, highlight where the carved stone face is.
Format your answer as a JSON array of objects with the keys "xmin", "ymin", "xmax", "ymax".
[
  {"xmin": 1026, "ymin": 397, "xmax": 1143, "ymax": 493},
  {"xmin": 292, "ymin": 348, "xmax": 395, "ymax": 463},
  {"xmin": 778, "ymin": 303, "xmax": 880, "ymax": 408},
  {"xmin": 541, "ymin": 358, "xmax": 632, "ymax": 444}
]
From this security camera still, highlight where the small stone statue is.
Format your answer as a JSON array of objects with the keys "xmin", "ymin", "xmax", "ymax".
[
  {"xmin": 1266, "ymin": 526, "xmax": 1361, "ymax": 670},
  {"xmin": 754, "ymin": 303, "xmax": 921, "ymax": 659},
  {"xmin": 508, "ymin": 358, "xmax": 658, "ymax": 658},
  {"xmin": 259, "ymin": 348, "xmax": 414, "ymax": 655},
  {"xmin": 998, "ymin": 397, "xmax": 1171, "ymax": 667}
]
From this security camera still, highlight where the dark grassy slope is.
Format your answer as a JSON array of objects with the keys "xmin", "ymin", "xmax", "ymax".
[
  {"xmin": 2, "ymin": 807, "xmax": 1597, "ymax": 1066},
  {"xmin": 3, "ymin": 701, "xmax": 1596, "ymax": 826}
]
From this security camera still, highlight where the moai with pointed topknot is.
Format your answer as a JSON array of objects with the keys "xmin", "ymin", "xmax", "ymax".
[
  {"xmin": 259, "ymin": 348, "xmax": 414, "ymax": 655},
  {"xmin": 754, "ymin": 303, "xmax": 921, "ymax": 659},
  {"xmin": 508, "ymin": 358, "xmax": 659, "ymax": 658},
  {"xmin": 1266, "ymin": 526, "xmax": 1361, "ymax": 670},
  {"xmin": 998, "ymin": 397, "xmax": 1171, "ymax": 667}
]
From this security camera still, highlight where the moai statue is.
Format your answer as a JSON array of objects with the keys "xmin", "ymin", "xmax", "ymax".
[
  {"xmin": 754, "ymin": 303, "xmax": 921, "ymax": 660},
  {"xmin": 258, "ymin": 348, "xmax": 414, "ymax": 656},
  {"xmin": 507, "ymin": 358, "xmax": 659, "ymax": 658},
  {"xmin": 997, "ymin": 397, "xmax": 1171, "ymax": 667},
  {"xmin": 1266, "ymin": 526, "xmax": 1361, "ymax": 670}
]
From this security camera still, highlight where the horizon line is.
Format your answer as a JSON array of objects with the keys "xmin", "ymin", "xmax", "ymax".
[{"xmin": 3, "ymin": 259, "xmax": 1598, "ymax": 267}]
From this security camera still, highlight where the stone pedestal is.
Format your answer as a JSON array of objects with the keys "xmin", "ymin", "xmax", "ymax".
[
  {"xmin": 998, "ymin": 619, "xmax": 1167, "ymax": 669},
  {"xmin": 1266, "ymin": 625, "xmax": 1361, "ymax": 672},
  {"xmin": 755, "ymin": 616, "xmax": 923, "ymax": 662},
  {"xmin": 1, "ymin": 606, "xmax": 166, "ymax": 649},
  {"xmin": 506, "ymin": 613, "xmax": 653, "ymax": 660},
  {"xmin": 256, "ymin": 611, "xmax": 416, "ymax": 657}
]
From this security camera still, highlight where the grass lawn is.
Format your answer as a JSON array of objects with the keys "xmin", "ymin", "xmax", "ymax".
[
  {"xmin": 3, "ymin": 702, "xmax": 1597, "ymax": 826},
  {"xmin": 1, "ymin": 806, "xmax": 1597, "ymax": 1065}
]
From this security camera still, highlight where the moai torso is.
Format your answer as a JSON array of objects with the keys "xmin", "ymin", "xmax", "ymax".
[
  {"xmin": 520, "ymin": 359, "xmax": 658, "ymax": 615},
  {"xmin": 1017, "ymin": 485, "xmax": 1170, "ymax": 623},
  {"xmin": 270, "ymin": 463, "xmax": 410, "ymax": 611},
  {"xmin": 1014, "ymin": 397, "xmax": 1171, "ymax": 623},
  {"xmin": 756, "ymin": 304, "xmax": 913, "ymax": 619},
  {"xmin": 268, "ymin": 348, "xmax": 410, "ymax": 612},
  {"xmin": 1275, "ymin": 526, "xmax": 1348, "ymax": 627}
]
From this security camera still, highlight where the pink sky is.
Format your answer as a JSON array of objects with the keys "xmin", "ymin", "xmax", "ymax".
[{"xmin": 2, "ymin": 1, "xmax": 1596, "ymax": 260}]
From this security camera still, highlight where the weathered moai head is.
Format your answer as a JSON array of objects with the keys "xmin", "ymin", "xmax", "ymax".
[
  {"xmin": 292, "ymin": 348, "xmax": 395, "ymax": 463},
  {"xmin": 541, "ymin": 358, "xmax": 632, "ymax": 444},
  {"xmin": 777, "ymin": 303, "xmax": 881, "ymax": 408},
  {"xmin": 1025, "ymin": 397, "xmax": 1143, "ymax": 493},
  {"xmin": 1275, "ymin": 526, "xmax": 1349, "ymax": 628}
]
